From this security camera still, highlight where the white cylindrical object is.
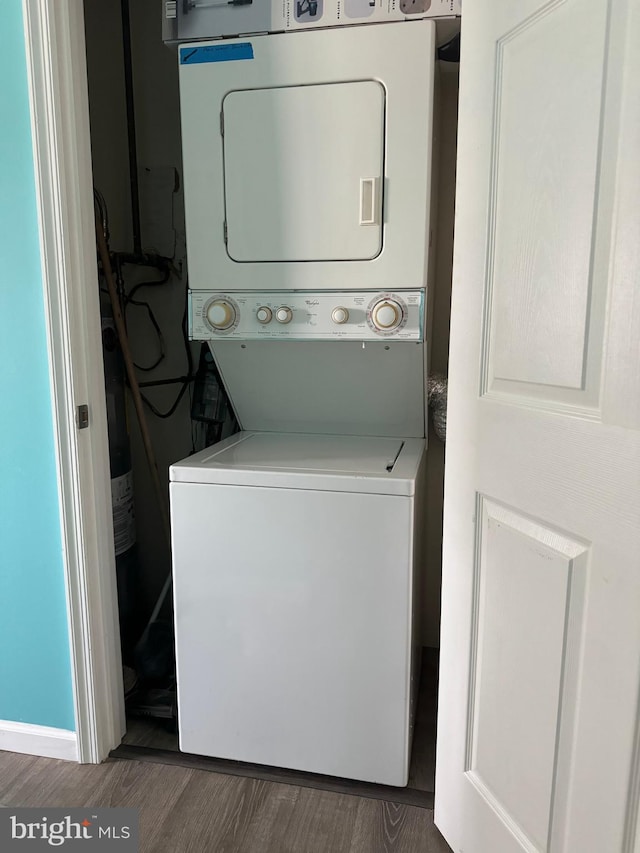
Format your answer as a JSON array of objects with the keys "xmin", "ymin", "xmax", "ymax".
[{"xmin": 257, "ymin": 307, "xmax": 272, "ymax": 324}]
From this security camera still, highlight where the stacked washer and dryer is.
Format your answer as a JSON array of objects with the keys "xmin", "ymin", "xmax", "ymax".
[{"xmin": 169, "ymin": 16, "xmax": 436, "ymax": 786}]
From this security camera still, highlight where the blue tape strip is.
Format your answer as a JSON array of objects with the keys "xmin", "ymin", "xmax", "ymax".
[{"xmin": 180, "ymin": 42, "xmax": 254, "ymax": 65}]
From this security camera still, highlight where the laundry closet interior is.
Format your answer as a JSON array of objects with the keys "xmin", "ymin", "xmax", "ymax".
[{"xmin": 83, "ymin": 0, "xmax": 460, "ymax": 795}]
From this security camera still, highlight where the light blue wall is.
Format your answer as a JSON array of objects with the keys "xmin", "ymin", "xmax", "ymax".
[{"xmin": 0, "ymin": 0, "xmax": 75, "ymax": 731}]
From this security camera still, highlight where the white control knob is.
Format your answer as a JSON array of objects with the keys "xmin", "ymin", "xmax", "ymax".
[
  {"xmin": 331, "ymin": 307, "xmax": 350, "ymax": 325},
  {"xmin": 371, "ymin": 299, "xmax": 403, "ymax": 331},
  {"xmin": 206, "ymin": 299, "xmax": 236, "ymax": 330},
  {"xmin": 256, "ymin": 307, "xmax": 272, "ymax": 324},
  {"xmin": 275, "ymin": 306, "xmax": 293, "ymax": 324}
]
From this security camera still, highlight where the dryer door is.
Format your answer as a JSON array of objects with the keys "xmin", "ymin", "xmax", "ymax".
[{"xmin": 223, "ymin": 82, "xmax": 384, "ymax": 263}]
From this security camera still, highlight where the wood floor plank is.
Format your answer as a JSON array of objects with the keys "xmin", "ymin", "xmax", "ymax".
[
  {"xmin": 0, "ymin": 751, "xmax": 39, "ymax": 805},
  {"xmin": 0, "ymin": 756, "xmax": 115, "ymax": 808},
  {"xmin": 263, "ymin": 785, "xmax": 361, "ymax": 853},
  {"xmin": 350, "ymin": 799, "xmax": 452, "ymax": 853},
  {"xmin": 236, "ymin": 783, "xmax": 303, "ymax": 852},
  {"xmin": 85, "ymin": 760, "xmax": 195, "ymax": 851},
  {"xmin": 205, "ymin": 777, "xmax": 292, "ymax": 853},
  {"xmin": 148, "ymin": 768, "xmax": 298, "ymax": 853}
]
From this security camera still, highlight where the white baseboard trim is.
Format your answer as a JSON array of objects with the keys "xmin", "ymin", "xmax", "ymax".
[{"xmin": 0, "ymin": 720, "xmax": 78, "ymax": 762}]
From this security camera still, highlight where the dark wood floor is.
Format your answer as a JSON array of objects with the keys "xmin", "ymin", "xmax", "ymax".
[
  {"xmin": 123, "ymin": 650, "xmax": 438, "ymax": 796},
  {"xmin": 0, "ymin": 750, "xmax": 452, "ymax": 852}
]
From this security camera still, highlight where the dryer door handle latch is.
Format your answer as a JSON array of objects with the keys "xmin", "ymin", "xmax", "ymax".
[{"xmin": 359, "ymin": 177, "xmax": 380, "ymax": 226}]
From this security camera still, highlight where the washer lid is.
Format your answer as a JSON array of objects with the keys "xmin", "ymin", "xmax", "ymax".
[{"xmin": 170, "ymin": 432, "xmax": 425, "ymax": 496}]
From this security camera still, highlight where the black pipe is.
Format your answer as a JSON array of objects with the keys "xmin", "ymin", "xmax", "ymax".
[
  {"xmin": 137, "ymin": 376, "xmax": 195, "ymax": 388},
  {"xmin": 121, "ymin": 0, "xmax": 142, "ymax": 257},
  {"xmin": 117, "ymin": 252, "xmax": 170, "ymax": 269}
]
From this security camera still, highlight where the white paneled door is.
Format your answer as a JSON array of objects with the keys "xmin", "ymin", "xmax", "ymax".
[{"xmin": 436, "ymin": 1, "xmax": 640, "ymax": 852}]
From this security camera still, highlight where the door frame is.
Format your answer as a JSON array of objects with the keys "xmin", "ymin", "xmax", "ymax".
[{"xmin": 23, "ymin": 0, "xmax": 124, "ymax": 762}]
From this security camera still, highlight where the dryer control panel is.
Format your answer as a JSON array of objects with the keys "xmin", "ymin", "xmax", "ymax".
[{"xmin": 189, "ymin": 291, "xmax": 424, "ymax": 341}]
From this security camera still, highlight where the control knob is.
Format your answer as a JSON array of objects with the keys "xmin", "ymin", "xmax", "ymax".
[
  {"xmin": 370, "ymin": 298, "xmax": 403, "ymax": 332},
  {"xmin": 206, "ymin": 299, "xmax": 236, "ymax": 330},
  {"xmin": 331, "ymin": 307, "xmax": 350, "ymax": 325},
  {"xmin": 275, "ymin": 306, "xmax": 293, "ymax": 324},
  {"xmin": 256, "ymin": 306, "xmax": 272, "ymax": 324}
]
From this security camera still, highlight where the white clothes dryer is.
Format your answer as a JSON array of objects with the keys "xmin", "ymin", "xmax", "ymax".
[
  {"xmin": 178, "ymin": 21, "xmax": 435, "ymax": 292},
  {"xmin": 170, "ymin": 431, "xmax": 426, "ymax": 786}
]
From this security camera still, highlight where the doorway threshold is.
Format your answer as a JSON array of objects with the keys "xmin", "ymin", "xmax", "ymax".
[{"xmin": 108, "ymin": 743, "xmax": 434, "ymax": 810}]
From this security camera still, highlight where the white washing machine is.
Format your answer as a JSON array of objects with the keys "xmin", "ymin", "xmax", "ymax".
[{"xmin": 170, "ymin": 431, "xmax": 426, "ymax": 786}]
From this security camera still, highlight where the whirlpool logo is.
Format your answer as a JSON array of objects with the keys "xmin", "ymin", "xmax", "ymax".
[{"xmin": 1, "ymin": 809, "xmax": 138, "ymax": 851}]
